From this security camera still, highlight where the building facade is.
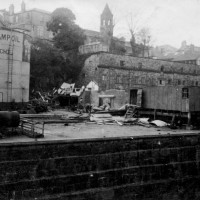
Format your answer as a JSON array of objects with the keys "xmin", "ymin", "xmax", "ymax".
[
  {"xmin": 173, "ymin": 54, "xmax": 200, "ymax": 65},
  {"xmin": 79, "ymin": 4, "xmax": 127, "ymax": 55},
  {"xmin": 3, "ymin": 2, "xmax": 52, "ymax": 40},
  {"xmin": 0, "ymin": 28, "xmax": 31, "ymax": 103},
  {"xmin": 78, "ymin": 52, "xmax": 200, "ymax": 108}
]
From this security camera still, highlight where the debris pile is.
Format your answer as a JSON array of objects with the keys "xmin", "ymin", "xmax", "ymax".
[
  {"xmin": 27, "ymin": 82, "xmax": 85, "ymax": 113},
  {"xmin": 88, "ymin": 112, "xmax": 170, "ymax": 128},
  {"xmin": 27, "ymin": 99, "xmax": 49, "ymax": 113}
]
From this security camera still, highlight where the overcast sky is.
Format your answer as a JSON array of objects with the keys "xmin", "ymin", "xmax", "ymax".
[{"xmin": 1, "ymin": 0, "xmax": 200, "ymax": 48}]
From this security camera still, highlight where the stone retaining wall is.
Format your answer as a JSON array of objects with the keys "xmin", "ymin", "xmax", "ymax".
[{"xmin": 0, "ymin": 134, "xmax": 200, "ymax": 199}]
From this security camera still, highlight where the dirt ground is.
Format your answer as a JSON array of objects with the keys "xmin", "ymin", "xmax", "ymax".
[{"xmin": 1, "ymin": 109, "xmax": 200, "ymax": 143}]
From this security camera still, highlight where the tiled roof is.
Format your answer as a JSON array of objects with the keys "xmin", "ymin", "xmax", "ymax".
[
  {"xmin": 173, "ymin": 52, "xmax": 200, "ymax": 61},
  {"xmin": 14, "ymin": 8, "xmax": 51, "ymax": 15}
]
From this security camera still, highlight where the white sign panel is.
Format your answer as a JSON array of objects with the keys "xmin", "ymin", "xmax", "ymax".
[{"xmin": 0, "ymin": 29, "xmax": 23, "ymax": 61}]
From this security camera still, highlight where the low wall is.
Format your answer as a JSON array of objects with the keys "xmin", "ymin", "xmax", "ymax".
[
  {"xmin": 86, "ymin": 89, "xmax": 128, "ymax": 108},
  {"xmin": 0, "ymin": 134, "xmax": 200, "ymax": 199}
]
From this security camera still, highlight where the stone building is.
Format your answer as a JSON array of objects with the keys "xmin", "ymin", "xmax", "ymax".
[
  {"xmin": 83, "ymin": 4, "xmax": 114, "ymax": 46},
  {"xmin": 178, "ymin": 41, "xmax": 200, "ymax": 54},
  {"xmin": 78, "ymin": 52, "xmax": 200, "ymax": 108},
  {"xmin": 173, "ymin": 54, "xmax": 200, "ymax": 65},
  {"xmin": 172, "ymin": 41, "xmax": 200, "ymax": 65},
  {"xmin": 79, "ymin": 4, "xmax": 126, "ymax": 55},
  {"xmin": 79, "ymin": 4, "xmax": 114, "ymax": 54},
  {"xmin": 3, "ymin": 1, "xmax": 52, "ymax": 40}
]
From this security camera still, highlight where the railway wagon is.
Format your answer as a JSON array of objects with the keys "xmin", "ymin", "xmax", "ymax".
[
  {"xmin": 131, "ymin": 86, "xmax": 200, "ymax": 125},
  {"xmin": 142, "ymin": 86, "xmax": 200, "ymax": 112}
]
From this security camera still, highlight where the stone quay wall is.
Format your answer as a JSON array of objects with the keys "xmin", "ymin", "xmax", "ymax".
[{"xmin": 0, "ymin": 134, "xmax": 200, "ymax": 199}]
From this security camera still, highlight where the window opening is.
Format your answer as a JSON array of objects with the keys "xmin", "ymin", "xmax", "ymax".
[{"xmin": 182, "ymin": 88, "xmax": 189, "ymax": 99}]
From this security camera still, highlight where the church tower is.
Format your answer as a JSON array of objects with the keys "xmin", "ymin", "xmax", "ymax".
[
  {"xmin": 100, "ymin": 4, "xmax": 113, "ymax": 45},
  {"xmin": 21, "ymin": 1, "xmax": 26, "ymax": 12}
]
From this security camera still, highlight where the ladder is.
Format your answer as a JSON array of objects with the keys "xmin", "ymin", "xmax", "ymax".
[
  {"xmin": 124, "ymin": 105, "xmax": 138, "ymax": 118},
  {"xmin": 7, "ymin": 31, "xmax": 14, "ymax": 102}
]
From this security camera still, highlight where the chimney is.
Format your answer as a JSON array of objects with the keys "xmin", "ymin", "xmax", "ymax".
[
  {"xmin": 9, "ymin": 4, "xmax": 14, "ymax": 15},
  {"xmin": 21, "ymin": 1, "xmax": 26, "ymax": 12}
]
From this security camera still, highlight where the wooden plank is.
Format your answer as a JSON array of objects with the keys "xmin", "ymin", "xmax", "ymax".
[
  {"xmin": 168, "ymin": 86, "xmax": 173, "ymax": 111},
  {"xmin": 150, "ymin": 87, "xmax": 154, "ymax": 109},
  {"xmin": 149, "ymin": 87, "xmax": 154, "ymax": 109},
  {"xmin": 196, "ymin": 88, "xmax": 200, "ymax": 111},
  {"xmin": 181, "ymin": 87, "xmax": 186, "ymax": 112},
  {"xmin": 177, "ymin": 87, "xmax": 182, "ymax": 111},
  {"xmin": 190, "ymin": 87, "xmax": 200, "ymax": 112},
  {"xmin": 156, "ymin": 86, "xmax": 162, "ymax": 109},
  {"xmin": 178, "ymin": 87, "xmax": 182, "ymax": 112},
  {"xmin": 171, "ymin": 87, "xmax": 176, "ymax": 111},
  {"xmin": 195, "ymin": 87, "xmax": 199, "ymax": 111},
  {"xmin": 189, "ymin": 87, "xmax": 194, "ymax": 112},
  {"xmin": 137, "ymin": 89, "xmax": 142, "ymax": 107},
  {"xmin": 145, "ymin": 87, "xmax": 153, "ymax": 109},
  {"xmin": 163, "ymin": 86, "xmax": 168, "ymax": 110},
  {"xmin": 166, "ymin": 86, "xmax": 170, "ymax": 111},
  {"xmin": 173, "ymin": 87, "xmax": 177, "ymax": 111}
]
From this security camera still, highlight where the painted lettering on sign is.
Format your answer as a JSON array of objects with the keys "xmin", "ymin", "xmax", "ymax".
[
  {"xmin": 0, "ymin": 34, "xmax": 20, "ymax": 43},
  {"xmin": 0, "ymin": 49, "xmax": 12, "ymax": 55}
]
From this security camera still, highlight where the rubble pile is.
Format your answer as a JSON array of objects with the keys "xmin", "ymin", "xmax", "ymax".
[{"xmin": 27, "ymin": 82, "xmax": 85, "ymax": 113}]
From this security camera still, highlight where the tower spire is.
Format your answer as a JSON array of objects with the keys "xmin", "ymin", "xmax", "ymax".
[
  {"xmin": 21, "ymin": 1, "xmax": 26, "ymax": 12},
  {"xmin": 101, "ymin": 4, "xmax": 113, "ymax": 17},
  {"xmin": 100, "ymin": 4, "xmax": 114, "ymax": 45}
]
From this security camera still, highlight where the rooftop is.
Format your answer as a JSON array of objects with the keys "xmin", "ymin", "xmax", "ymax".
[
  {"xmin": 101, "ymin": 4, "xmax": 113, "ymax": 17},
  {"xmin": 12, "ymin": 8, "xmax": 51, "ymax": 15},
  {"xmin": 84, "ymin": 29, "xmax": 101, "ymax": 38},
  {"xmin": 173, "ymin": 52, "xmax": 200, "ymax": 61}
]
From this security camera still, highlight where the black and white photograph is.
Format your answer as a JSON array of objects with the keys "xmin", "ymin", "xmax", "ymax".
[{"xmin": 0, "ymin": 0, "xmax": 200, "ymax": 199}]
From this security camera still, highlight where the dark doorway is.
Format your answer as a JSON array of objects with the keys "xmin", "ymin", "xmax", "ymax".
[
  {"xmin": 130, "ymin": 89, "xmax": 142, "ymax": 106},
  {"xmin": 99, "ymin": 98, "xmax": 103, "ymax": 107},
  {"xmin": 130, "ymin": 89, "xmax": 138, "ymax": 105}
]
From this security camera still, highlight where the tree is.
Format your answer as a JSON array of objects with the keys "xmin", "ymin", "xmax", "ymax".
[
  {"xmin": 30, "ymin": 39, "xmax": 67, "ymax": 91},
  {"xmin": 127, "ymin": 12, "xmax": 153, "ymax": 57},
  {"xmin": 137, "ymin": 27, "xmax": 151, "ymax": 57},
  {"xmin": 130, "ymin": 29, "xmax": 142, "ymax": 57},
  {"xmin": 47, "ymin": 8, "xmax": 85, "ymax": 52},
  {"xmin": 110, "ymin": 38, "xmax": 126, "ymax": 54},
  {"xmin": 30, "ymin": 7, "xmax": 87, "ymax": 91},
  {"xmin": 127, "ymin": 12, "xmax": 143, "ymax": 57}
]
